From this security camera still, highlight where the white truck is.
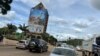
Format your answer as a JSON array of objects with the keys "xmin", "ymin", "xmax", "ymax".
[{"xmin": 82, "ymin": 36, "xmax": 100, "ymax": 56}]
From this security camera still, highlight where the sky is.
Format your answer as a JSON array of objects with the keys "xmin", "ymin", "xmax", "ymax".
[{"xmin": 0, "ymin": 0, "xmax": 100, "ymax": 40}]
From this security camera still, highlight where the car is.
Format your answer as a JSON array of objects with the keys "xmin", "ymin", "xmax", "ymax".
[
  {"xmin": 28, "ymin": 38, "xmax": 48, "ymax": 53},
  {"xmin": 61, "ymin": 43, "xmax": 68, "ymax": 47},
  {"xmin": 16, "ymin": 40, "xmax": 29, "ymax": 49},
  {"xmin": 50, "ymin": 47, "xmax": 77, "ymax": 56}
]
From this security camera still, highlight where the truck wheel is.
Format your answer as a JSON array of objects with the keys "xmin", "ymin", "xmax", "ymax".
[
  {"xmin": 45, "ymin": 49, "xmax": 48, "ymax": 52},
  {"xmin": 94, "ymin": 53, "xmax": 98, "ymax": 56},
  {"xmin": 29, "ymin": 49, "xmax": 32, "ymax": 52},
  {"xmin": 39, "ymin": 48, "xmax": 43, "ymax": 53},
  {"xmin": 16, "ymin": 47, "xmax": 18, "ymax": 49},
  {"xmin": 46, "ymin": 46, "xmax": 48, "ymax": 52}
]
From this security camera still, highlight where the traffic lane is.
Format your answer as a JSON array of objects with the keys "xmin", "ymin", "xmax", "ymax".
[{"xmin": 0, "ymin": 46, "xmax": 51, "ymax": 56}]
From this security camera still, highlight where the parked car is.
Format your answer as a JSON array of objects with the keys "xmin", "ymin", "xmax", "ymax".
[
  {"xmin": 16, "ymin": 40, "xmax": 29, "ymax": 49},
  {"xmin": 50, "ymin": 47, "xmax": 77, "ymax": 56},
  {"xmin": 28, "ymin": 38, "xmax": 48, "ymax": 53}
]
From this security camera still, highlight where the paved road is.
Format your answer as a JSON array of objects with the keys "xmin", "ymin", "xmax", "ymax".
[{"xmin": 0, "ymin": 46, "xmax": 52, "ymax": 56}]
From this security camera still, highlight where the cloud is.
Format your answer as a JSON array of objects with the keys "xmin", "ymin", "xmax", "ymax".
[
  {"xmin": 11, "ymin": 17, "xmax": 28, "ymax": 27},
  {"xmin": 14, "ymin": 0, "xmax": 40, "ymax": 7},
  {"xmin": 73, "ymin": 19, "xmax": 92, "ymax": 28},
  {"xmin": 73, "ymin": 21, "xmax": 89, "ymax": 28},
  {"xmin": 42, "ymin": 0, "xmax": 78, "ymax": 7},
  {"xmin": 0, "ymin": 20, "xmax": 11, "ymax": 28},
  {"xmin": 47, "ymin": 16, "xmax": 72, "ymax": 33},
  {"xmin": 0, "ymin": 11, "xmax": 16, "ymax": 28},
  {"xmin": 16, "ymin": 29, "xmax": 22, "ymax": 33},
  {"xmin": 85, "ymin": 17, "xmax": 100, "ymax": 28},
  {"xmin": 40, "ymin": 0, "xmax": 79, "ymax": 17},
  {"xmin": 73, "ymin": 28, "xmax": 83, "ymax": 33},
  {"xmin": 49, "ymin": 16, "xmax": 68, "ymax": 25},
  {"xmin": 48, "ymin": 16, "xmax": 100, "ymax": 37},
  {"xmin": 57, "ymin": 0, "xmax": 79, "ymax": 8},
  {"xmin": 0, "ymin": 11, "xmax": 16, "ymax": 20},
  {"xmin": 63, "ymin": 34, "xmax": 77, "ymax": 38},
  {"xmin": 58, "ymin": 33, "xmax": 77, "ymax": 41},
  {"xmin": 49, "ymin": 32, "xmax": 77, "ymax": 41},
  {"xmin": 87, "ymin": 17, "xmax": 95, "ymax": 22}
]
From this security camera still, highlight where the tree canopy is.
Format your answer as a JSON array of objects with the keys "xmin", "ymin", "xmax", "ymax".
[
  {"xmin": 7, "ymin": 23, "xmax": 17, "ymax": 34},
  {"xmin": 66, "ymin": 39, "xmax": 84, "ymax": 47},
  {"xmin": 0, "ymin": 0, "xmax": 13, "ymax": 15}
]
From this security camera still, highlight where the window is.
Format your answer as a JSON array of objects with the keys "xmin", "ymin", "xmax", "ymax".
[{"xmin": 19, "ymin": 41, "xmax": 25, "ymax": 43}]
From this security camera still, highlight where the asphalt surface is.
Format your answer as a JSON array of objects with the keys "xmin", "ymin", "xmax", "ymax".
[{"xmin": 0, "ymin": 46, "xmax": 51, "ymax": 56}]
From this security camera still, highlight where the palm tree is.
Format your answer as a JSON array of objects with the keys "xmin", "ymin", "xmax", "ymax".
[{"xmin": 19, "ymin": 24, "xmax": 29, "ymax": 39}]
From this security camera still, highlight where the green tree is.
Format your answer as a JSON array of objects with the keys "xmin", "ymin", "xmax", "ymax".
[
  {"xmin": 49, "ymin": 35, "xmax": 57, "ymax": 45},
  {"xmin": 0, "ymin": 27, "xmax": 8, "ymax": 35},
  {"xmin": 0, "ymin": 0, "xmax": 13, "ymax": 14},
  {"xmin": 66, "ymin": 39, "xmax": 84, "ymax": 47},
  {"xmin": 41, "ymin": 33, "xmax": 57, "ymax": 45},
  {"xmin": 0, "ymin": 24, "xmax": 17, "ymax": 40},
  {"xmin": 42, "ymin": 33, "xmax": 50, "ymax": 42},
  {"xmin": 0, "ymin": 24, "xmax": 17, "ymax": 35},
  {"xmin": 5, "ymin": 24, "xmax": 17, "ymax": 40},
  {"xmin": 7, "ymin": 23, "xmax": 17, "ymax": 34}
]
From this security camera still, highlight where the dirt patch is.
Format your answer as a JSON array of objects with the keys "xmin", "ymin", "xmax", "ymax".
[{"xmin": 1, "ymin": 38, "xmax": 18, "ymax": 46}]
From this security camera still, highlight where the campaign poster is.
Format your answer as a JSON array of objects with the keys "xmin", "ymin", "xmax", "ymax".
[{"xmin": 28, "ymin": 3, "xmax": 49, "ymax": 34}]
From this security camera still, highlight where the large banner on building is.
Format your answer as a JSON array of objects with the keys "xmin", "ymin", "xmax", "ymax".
[{"xmin": 28, "ymin": 3, "xmax": 49, "ymax": 34}]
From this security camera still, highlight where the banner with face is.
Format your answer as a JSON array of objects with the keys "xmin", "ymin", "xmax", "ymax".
[{"xmin": 28, "ymin": 3, "xmax": 49, "ymax": 33}]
